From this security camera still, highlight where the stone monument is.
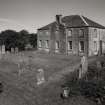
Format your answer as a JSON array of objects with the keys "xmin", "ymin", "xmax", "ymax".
[{"xmin": 37, "ymin": 68, "xmax": 45, "ymax": 85}]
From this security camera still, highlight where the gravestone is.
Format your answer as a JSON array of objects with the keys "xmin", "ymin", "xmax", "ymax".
[
  {"xmin": 0, "ymin": 46, "xmax": 2, "ymax": 54},
  {"xmin": 15, "ymin": 47, "xmax": 19, "ymax": 54},
  {"xmin": 1, "ymin": 45, "xmax": 5, "ymax": 54},
  {"xmin": 79, "ymin": 55, "xmax": 88, "ymax": 79},
  {"xmin": 63, "ymin": 87, "xmax": 70, "ymax": 98},
  {"xmin": 37, "ymin": 68, "xmax": 45, "ymax": 85},
  {"xmin": 11, "ymin": 48, "xmax": 15, "ymax": 53},
  {"xmin": 18, "ymin": 61, "xmax": 26, "ymax": 76},
  {"xmin": 96, "ymin": 61, "xmax": 102, "ymax": 70},
  {"xmin": 17, "ymin": 56, "xmax": 26, "ymax": 76},
  {"xmin": 78, "ymin": 64, "xmax": 82, "ymax": 79}
]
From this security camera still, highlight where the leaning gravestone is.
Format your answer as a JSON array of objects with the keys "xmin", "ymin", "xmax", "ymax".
[
  {"xmin": 79, "ymin": 55, "xmax": 88, "ymax": 79},
  {"xmin": 36, "ymin": 68, "xmax": 45, "ymax": 85}
]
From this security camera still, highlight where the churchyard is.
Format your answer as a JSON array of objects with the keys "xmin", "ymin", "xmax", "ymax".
[{"xmin": 0, "ymin": 50, "xmax": 104, "ymax": 105}]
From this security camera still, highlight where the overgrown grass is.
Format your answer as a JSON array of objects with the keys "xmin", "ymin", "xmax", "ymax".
[{"xmin": 62, "ymin": 55, "xmax": 105, "ymax": 105}]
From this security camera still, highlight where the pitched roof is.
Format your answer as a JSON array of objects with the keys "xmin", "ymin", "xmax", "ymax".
[{"xmin": 38, "ymin": 15, "xmax": 105, "ymax": 30}]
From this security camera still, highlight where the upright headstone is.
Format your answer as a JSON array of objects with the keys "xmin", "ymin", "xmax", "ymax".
[
  {"xmin": 0, "ymin": 46, "xmax": 2, "ymax": 54},
  {"xmin": 11, "ymin": 48, "xmax": 15, "ymax": 53},
  {"xmin": 79, "ymin": 55, "xmax": 88, "ymax": 79},
  {"xmin": 78, "ymin": 64, "xmax": 82, "ymax": 79},
  {"xmin": 63, "ymin": 87, "xmax": 70, "ymax": 98},
  {"xmin": 1, "ymin": 45, "xmax": 5, "ymax": 54},
  {"xmin": 96, "ymin": 61, "xmax": 102, "ymax": 70},
  {"xmin": 0, "ymin": 46, "xmax": 2, "ymax": 60},
  {"xmin": 37, "ymin": 68, "xmax": 45, "ymax": 85},
  {"xmin": 96, "ymin": 61, "xmax": 102, "ymax": 79},
  {"xmin": 15, "ymin": 47, "xmax": 19, "ymax": 54},
  {"xmin": 18, "ymin": 61, "xmax": 26, "ymax": 76}
]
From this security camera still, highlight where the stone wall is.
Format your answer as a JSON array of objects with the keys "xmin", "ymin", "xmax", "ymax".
[{"xmin": 88, "ymin": 27, "xmax": 105, "ymax": 56}]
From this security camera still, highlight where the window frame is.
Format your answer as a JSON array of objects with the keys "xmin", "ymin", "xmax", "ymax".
[
  {"xmin": 79, "ymin": 29, "xmax": 84, "ymax": 37},
  {"xmin": 39, "ymin": 40, "xmax": 42, "ymax": 48},
  {"xmin": 94, "ymin": 29, "xmax": 97, "ymax": 38},
  {"xmin": 45, "ymin": 40, "xmax": 49, "ymax": 48},
  {"xmin": 55, "ymin": 41, "xmax": 59, "ymax": 50},
  {"xmin": 67, "ymin": 30, "xmax": 72, "ymax": 37},
  {"xmin": 79, "ymin": 41, "xmax": 84, "ymax": 52},
  {"xmin": 68, "ymin": 41, "xmax": 72, "ymax": 50},
  {"xmin": 94, "ymin": 41, "xmax": 97, "ymax": 52}
]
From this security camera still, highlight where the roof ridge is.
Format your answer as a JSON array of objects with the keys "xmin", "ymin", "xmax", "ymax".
[{"xmin": 79, "ymin": 15, "xmax": 89, "ymax": 26}]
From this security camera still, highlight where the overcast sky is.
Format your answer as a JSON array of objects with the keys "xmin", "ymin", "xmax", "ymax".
[{"xmin": 0, "ymin": 0, "xmax": 105, "ymax": 33}]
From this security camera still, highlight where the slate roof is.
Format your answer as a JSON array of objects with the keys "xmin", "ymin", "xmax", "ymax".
[{"xmin": 38, "ymin": 15, "xmax": 105, "ymax": 30}]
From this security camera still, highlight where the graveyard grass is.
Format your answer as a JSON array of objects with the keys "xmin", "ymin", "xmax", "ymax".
[{"xmin": 0, "ymin": 51, "xmax": 100, "ymax": 105}]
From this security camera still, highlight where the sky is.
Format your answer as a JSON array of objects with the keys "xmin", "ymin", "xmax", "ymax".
[{"xmin": 0, "ymin": 0, "xmax": 105, "ymax": 33}]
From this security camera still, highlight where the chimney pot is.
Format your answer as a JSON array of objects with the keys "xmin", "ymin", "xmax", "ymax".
[{"xmin": 56, "ymin": 15, "xmax": 62, "ymax": 24}]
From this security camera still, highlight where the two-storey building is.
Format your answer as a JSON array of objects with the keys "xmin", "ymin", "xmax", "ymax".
[{"xmin": 37, "ymin": 15, "xmax": 105, "ymax": 56}]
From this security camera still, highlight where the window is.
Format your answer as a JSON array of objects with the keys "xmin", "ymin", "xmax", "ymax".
[
  {"xmin": 39, "ymin": 40, "xmax": 42, "ymax": 47},
  {"xmin": 68, "ymin": 41, "xmax": 72, "ymax": 50},
  {"xmin": 55, "ymin": 41, "xmax": 59, "ymax": 49},
  {"xmin": 94, "ymin": 41, "xmax": 97, "ymax": 51},
  {"xmin": 79, "ymin": 29, "xmax": 84, "ymax": 37},
  {"xmin": 39, "ymin": 31, "xmax": 42, "ymax": 35},
  {"xmin": 67, "ymin": 30, "xmax": 72, "ymax": 36},
  {"xmin": 46, "ymin": 31, "xmax": 50, "ymax": 35},
  {"xmin": 79, "ymin": 41, "xmax": 84, "ymax": 52},
  {"xmin": 45, "ymin": 40, "xmax": 49, "ymax": 48},
  {"xmin": 55, "ymin": 30, "xmax": 59, "ymax": 34},
  {"xmin": 94, "ymin": 29, "xmax": 97, "ymax": 38}
]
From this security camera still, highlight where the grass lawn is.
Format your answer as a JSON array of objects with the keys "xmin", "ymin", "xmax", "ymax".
[{"xmin": 0, "ymin": 51, "xmax": 99, "ymax": 105}]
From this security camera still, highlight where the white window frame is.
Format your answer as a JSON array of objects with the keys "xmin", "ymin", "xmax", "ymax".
[
  {"xmin": 67, "ymin": 30, "xmax": 72, "ymax": 36},
  {"xmin": 94, "ymin": 41, "xmax": 97, "ymax": 52},
  {"xmin": 79, "ymin": 29, "xmax": 84, "ymax": 37},
  {"xmin": 68, "ymin": 41, "xmax": 72, "ymax": 50},
  {"xmin": 79, "ymin": 41, "xmax": 84, "ymax": 52},
  {"xmin": 94, "ymin": 29, "xmax": 97, "ymax": 38},
  {"xmin": 39, "ymin": 40, "xmax": 42, "ymax": 48},
  {"xmin": 46, "ymin": 31, "xmax": 50, "ymax": 35},
  {"xmin": 45, "ymin": 40, "xmax": 49, "ymax": 48},
  {"xmin": 55, "ymin": 30, "xmax": 59, "ymax": 35},
  {"xmin": 55, "ymin": 41, "xmax": 59, "ymax": 50}
]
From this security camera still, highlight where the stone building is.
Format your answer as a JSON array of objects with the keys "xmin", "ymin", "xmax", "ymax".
[{"xmin": 37, "ymin": 15, "xmax": 105, "ymax": 56}]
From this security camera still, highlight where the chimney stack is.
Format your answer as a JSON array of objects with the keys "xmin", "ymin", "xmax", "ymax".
[{"xmin": 56, "ymin": 15, "xmax": 62, "ymax": 24}]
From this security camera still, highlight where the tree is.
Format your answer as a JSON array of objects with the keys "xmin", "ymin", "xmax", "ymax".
[
  {"xmin": 29, "ymin": 33, "xmax": 37, "ymax": 48},
  {"xmin": 0, "ymin": 29, "xmax": 37, "ymax": 51},
  {"xmin": 18, "ymin": 30, "xmax": 29, "ymax": 50},
  {"xmin": 0, "ymin": 30, "xmax": 19, "ymax": 50}
]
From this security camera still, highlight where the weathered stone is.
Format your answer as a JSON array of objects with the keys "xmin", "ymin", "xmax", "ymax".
[
  {"xmin": 37, "ymin": 68, "xmax": 45, "ymax": 85},
  {"xmin": 1, "ymin": 45, "xmax": 5, "ymax": 54},
  {"xmin": 79, "ymin": 56, "xmax": 88, "ymax": 79},
  {"xmin": 15, "ymin": 47, "xmax": 19, "ymax": 54},
  {"xmin": 11, "ymin": 47, "xmax": 15, "ymax": 53}
]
